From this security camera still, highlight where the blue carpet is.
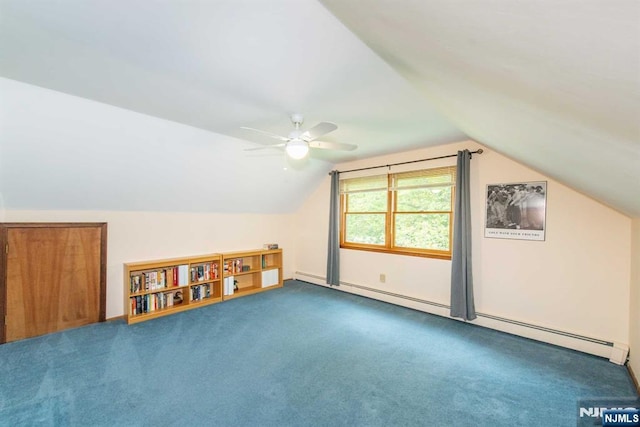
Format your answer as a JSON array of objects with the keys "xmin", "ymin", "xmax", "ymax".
[{"xmin": 0, "ymin": 280, "xmax": 635, "ymax": 426}]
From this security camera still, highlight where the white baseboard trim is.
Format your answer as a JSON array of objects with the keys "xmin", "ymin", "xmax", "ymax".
[{"xmin": 293, "ymin": 271, "xmax": 626, "ymax": 363}]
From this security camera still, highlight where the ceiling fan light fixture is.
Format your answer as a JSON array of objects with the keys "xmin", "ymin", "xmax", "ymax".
[
  {"xmin": 286, "ymin": 139, "xmax": 309, "ymax": 159},
  {"xmin": 242, "ymin": 115, "xmax": 354, "ymax": 158}
]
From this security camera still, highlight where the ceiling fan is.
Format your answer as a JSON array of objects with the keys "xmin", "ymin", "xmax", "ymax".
[{"xmin": 241, "ymin": 114, "xmax": 357, "ymax": 159}]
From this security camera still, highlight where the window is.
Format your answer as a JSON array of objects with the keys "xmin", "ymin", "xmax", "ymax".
[{"xmin": 340, "ymin": 166, "xmax": 456, "ymax": 259}]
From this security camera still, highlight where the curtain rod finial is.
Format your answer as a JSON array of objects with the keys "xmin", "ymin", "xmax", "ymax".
[{"xmin": 477, "ymin": 149, "xmax": 484, "ymax": 154}]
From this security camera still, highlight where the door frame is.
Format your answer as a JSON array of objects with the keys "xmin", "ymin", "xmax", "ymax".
[{"xmin": 0, "ymin": 222, "xmax": 107, "ymax": 343}]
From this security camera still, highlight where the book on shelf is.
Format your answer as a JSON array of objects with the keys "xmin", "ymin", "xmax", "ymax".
[
  {"xmin": 191, "ymin": 283, "xmax": 212, "ymax": 301},
  {"xmin": 232, "ymin": 258, "xmax": 243, "ymax": 274},
  {"xmin": 166, "ymin": 291, "xmax": 174, "ymax": 307},
  {"xmin": 261, "ymin": 269, "xmax": 279, "ymax": 288},
  {"xmin": 177, "ymin": 264, "xmax": 189, "ymax": 286},
  {"xmin": 149, "ymin": 271, "xmax": 158, "ymax": 289},
  {"xmin": 166, "ymin": 268, "xmax": 174, "ymax": 287},
  {"xmin": 223, "ymin": 276, "xmax": 235, "ymax": 296},
  {"xmin": 130, "ymin": 274, "xmax": 142, "ymax": 293}
]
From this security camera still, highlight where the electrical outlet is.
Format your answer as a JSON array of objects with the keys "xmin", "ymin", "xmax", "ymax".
[{"xmin": 379, "ymin": 273, "xmax": 386, "ymax": 283}]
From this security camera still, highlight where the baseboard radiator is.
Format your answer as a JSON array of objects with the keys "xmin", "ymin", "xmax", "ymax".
[{"xmin": 293, "ymin": 271, "xmax": 628, "ymax": 365}]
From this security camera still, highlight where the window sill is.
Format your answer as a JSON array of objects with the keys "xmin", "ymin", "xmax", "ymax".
[{"xmin": 340, "ymin": 244, "xmax": 452, "ymax": 260}]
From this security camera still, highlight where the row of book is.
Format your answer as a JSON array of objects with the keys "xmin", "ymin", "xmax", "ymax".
[
  {"xmin": 191, "ymin": 284, "xmax": 211, "ymax": 301},
  {"xmin": 130, "ymin": 290, "xmax": 183, "ymax": 315},
  {"xmin": 190, "ymin": 263, "xmax": 219, "ymax": 283},
  {"xmin": 224, "ymin": 259, "xmax": 245, "ymax": 275},
  {"xmin": 130, "ymin": 265, "xmax": 189, "ymax": 293},
  {"xmin": 130, "ymin": 262, "xmax": 220, "ymax": 293}
]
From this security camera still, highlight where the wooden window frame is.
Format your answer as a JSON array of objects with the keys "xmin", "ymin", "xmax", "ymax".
[{"xmin": 340, "ymin": 168, "xmax": 455, "ymax": 260}]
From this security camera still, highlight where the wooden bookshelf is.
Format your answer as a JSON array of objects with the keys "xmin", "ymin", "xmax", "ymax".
[
  {"xmin": 124, "ymin": 253, "xmax": 223, "ymax": 324},
  {"xmin": 222, "ymin": 249, "xmax": 283, "ymax": 301},
  {"xmin": 124, "ymin": 249, "xmax": 283, "ymax": 324}
]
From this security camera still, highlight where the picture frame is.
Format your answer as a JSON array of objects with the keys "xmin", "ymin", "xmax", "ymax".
[{"xmin": 484, "ymin": 181, "xmax": 547, "ymax": 241}]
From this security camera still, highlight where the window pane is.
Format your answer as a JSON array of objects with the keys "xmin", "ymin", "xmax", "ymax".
[
  {"xmin": 394, "ymin": 213, "xmax": 450, "ymax": 250},
  {"xmin": 396, "ymin": 187, "xmax": 452, "ymax": 212},
  {"xmin": 345, "ymin": 213, "xmax": 386, "ymax": 245},
  {"xmin": 347, "ymin": 191, "xmax": 387, "ymax": 212}
]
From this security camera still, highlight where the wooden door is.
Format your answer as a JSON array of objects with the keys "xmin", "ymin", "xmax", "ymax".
[{"xmin": 1, "ymin": 223, "xmax": 107, "ymax": 343}]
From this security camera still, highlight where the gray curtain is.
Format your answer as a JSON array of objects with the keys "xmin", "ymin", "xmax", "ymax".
[
  {"xmin": 450, "ymin": 150, "xmax": 476, "ymax": 320},
  {"xmin": 326, "ymin": 170, "xmax": 340, "ymax": 286}
]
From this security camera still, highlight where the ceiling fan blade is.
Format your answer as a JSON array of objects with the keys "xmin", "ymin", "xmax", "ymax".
[
  {"xmin": 240, "ymin": 126, "xmax": 289, "ymax": 142},
  {"xmin": 301, "ymin": 122, "xmax": 337, "ymax": 141},
  {"xmin": 244, "ymin": 143, "xmax": 285, "ymax": 151},
  {"xmin": 309, "ymin": 140, "xmax": 357, "ymax": 151}
]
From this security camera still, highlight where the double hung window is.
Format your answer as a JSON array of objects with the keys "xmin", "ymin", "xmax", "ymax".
[{"xmin": 340, "ymin": 166, "xmax": 456, "ymax": 259}]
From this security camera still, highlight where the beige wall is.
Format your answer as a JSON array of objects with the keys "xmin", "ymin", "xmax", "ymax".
[
  {"xmin": 3, "ymin": 141, "xmax": 634, "ymax": 361},
  {"xmin": 295, "ymin": 141, "xmax": 632, "ymax": 355},
  {"xmin": 3, "ymin": 210, "xmax": 296, "ymax": 319},
  {"xmin": 630, "ymin": 219, "xmax": 640, "ymax": 378}
]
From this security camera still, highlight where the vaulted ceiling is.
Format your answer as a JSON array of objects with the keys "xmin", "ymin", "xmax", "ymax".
[{"xmin": 1, "ymin": 0, "xmax": 638, "ymax": 215}]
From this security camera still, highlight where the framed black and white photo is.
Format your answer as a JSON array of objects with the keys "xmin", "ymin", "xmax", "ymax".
[{"xmin": 485, "ymin": 181, "xmax": 547, "ymax": 241}]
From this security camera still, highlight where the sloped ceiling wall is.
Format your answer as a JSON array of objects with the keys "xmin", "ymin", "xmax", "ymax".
[
  {"xmin": 1, "ymin": 78, "xmax": 332, "ymax": 213},
  {"xmin": 1, "ymin": 0, "xmax": 638, "ymax": 216},
  {"xmin": 322, "ymin": 0, "xmax": 640, "ymax": 216}
]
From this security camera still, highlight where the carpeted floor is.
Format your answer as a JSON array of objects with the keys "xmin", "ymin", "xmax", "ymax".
[{"xmin": 0, "ymin": 280, "xmax": 636, "ymax": 426}]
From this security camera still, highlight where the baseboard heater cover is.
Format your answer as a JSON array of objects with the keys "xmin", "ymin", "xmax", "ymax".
[{"xmin": 293, "ymin": 271, "xmax": 628, "ymax": 364}]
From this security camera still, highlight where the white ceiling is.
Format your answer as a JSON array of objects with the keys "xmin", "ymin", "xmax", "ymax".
[{"xmin": 1, "ymin": 0, "xmax": 638, "ymax": 215}]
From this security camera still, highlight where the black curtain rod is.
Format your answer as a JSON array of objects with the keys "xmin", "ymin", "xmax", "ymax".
[{"xmin": 330, "ymin": 148, "xmax": 483, "ymax": 175}]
